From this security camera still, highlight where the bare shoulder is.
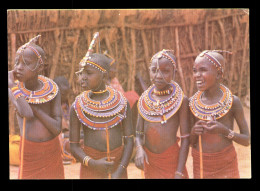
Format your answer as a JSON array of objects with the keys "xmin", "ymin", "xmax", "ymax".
[{"xmin": 231, "ymin": 95, "xmax": 244, "ymax": 114}]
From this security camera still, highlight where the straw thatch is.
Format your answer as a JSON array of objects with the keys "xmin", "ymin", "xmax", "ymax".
[{"xmin": 7, "ymin": 9, "xmax": 250, "ymax": 133}]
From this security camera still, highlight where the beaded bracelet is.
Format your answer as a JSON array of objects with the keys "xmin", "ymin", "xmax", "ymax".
[
  {"xmin": 175, "ymin": 171, "xmax": 185, "ymax": 177},
  {"xmin": 83, "ymin": 155, "xmax": 92, "ymax": 166},
  {"xmin": 122, "ymin": 134, "xmax": 134, "ymax": 139},
  {"xmin": 180, "ymin": 134, "xmax": 190, "ymax": 139},
  {"xmin": 120, "ymin": 164, "xmax": 126, "ymax": 169},
  {"xmin": 11, "ymin": 86, "xmax": 24, "ymax": 100},
  {"xmin": 136, "ymin": 131, "xmax": 144, "ymax": 135}
]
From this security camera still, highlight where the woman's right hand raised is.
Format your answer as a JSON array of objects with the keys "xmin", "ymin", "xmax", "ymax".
[{"xmin": 135, "ymin": 146, "xmax": 149, "ymax": 170}]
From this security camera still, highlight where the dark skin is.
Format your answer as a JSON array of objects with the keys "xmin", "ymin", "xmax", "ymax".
[
  {"xmin": 70, "ymin": 63, "xmax": 134, "ymax": 179},
  {"xmin": 8, "ymin": 47, "xmax": 62, "ymax": 142},
  {"xmin": 135, "ymin": 57, "xmax": 190, "ymax": 179},
  {"xmin": 190, "ymin": 53, "xmax": 250, "ymax": 153}
]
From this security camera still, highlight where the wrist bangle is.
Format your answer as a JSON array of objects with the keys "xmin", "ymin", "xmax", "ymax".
[
  {"xmin": 83, "ymin": 156, "xmax": 92, "ymax": 166},
  {"xmin": 120, "ymin": 164, "xmax": 126, "ymax": 169},
  {"xmin": 175, "ymin": 171, "xmax": 185, "ymax": 177}
]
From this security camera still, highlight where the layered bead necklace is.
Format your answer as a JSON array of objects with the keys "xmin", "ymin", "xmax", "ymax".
[
  {"xmin": 73, "ymin": 86, "xmax": 127, "ymax": 130},
  {"xmin": 189, "ymin": 84, "xmax": 233, "ymax": 120},
  {"xmin": 138, "ymin": 82, "xmax": 184, "ymax": 124},
  {"xmin": 16, "ymin": 75, "xmax": 59, "ymax": 104}
]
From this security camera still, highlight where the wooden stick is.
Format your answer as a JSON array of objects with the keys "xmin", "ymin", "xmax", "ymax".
[
  {"xmin": 19, "ymin": 117, "xmax": 26, "ymax": 179},
  {"xmin": 105, "ymin": 124, "xmax": 111, "ymax": 179},
  {"xmin": 175, "ymin": 27, "xmax": 187, "ymax": 94},
  {"xmin": 141, "ymin": 170, "xmax": 145, "ymax": 179},
  {"xmin": 199, "ymin": 134, "xmax": 203, "ymax": 179},
  {"xmin": 130, "ymin": 29, "xmax": 136, "ymax": 91},
  {"xmin": 238, "ymin": 21, "xmax": 249, "ymax": 98}
]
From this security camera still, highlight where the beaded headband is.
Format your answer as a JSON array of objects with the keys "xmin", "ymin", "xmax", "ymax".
[
  {"xmin": 151, "ymin": 49, "xmax": 177, "ymax": 69},
  {"xmin": 76, "ymin": 32, "xmax": 106, "ymax": 75},
  {"xmin": 16, "ymin": 35, "xmax": 44, "ymax": 70},
  {"xmin": 199, "ymin": 50, "xmax": 232, "ymax": 73}
]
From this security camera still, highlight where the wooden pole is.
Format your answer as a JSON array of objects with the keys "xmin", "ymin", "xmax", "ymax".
[
  {"xmin": 199, "ymin": 134, "xmax": 203, "ymax": 179},
  {"xmin": 49, "ymin": 30, "xmax": 63, "ymax": 79},
  {"xmin": 19, "ymin": 118, "xmax": 26, "ymax": 179},
  {"xmin": 141, "ymin": 30, "xmax": 152, "ymax": 78},
  {"xmin": 130, "ymin": 29, "xmax": 136, "ymax": 91},
  {"xmin": 105, "ymin": 124, "xmax": 111, "ymax": 179},
  {"xmin": 69, "ymin": 29, "xmax": 80, "ymax": 86},
  {"xmin": 175, "ymin": 27, "xmax": 187, "ymax": 94},
  {"xmin": 238, "ymin": 21, "xmax": 249, "ymax": 98}
]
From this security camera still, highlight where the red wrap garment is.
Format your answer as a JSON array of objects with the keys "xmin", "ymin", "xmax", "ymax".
[
  {"xmin": 110, "ymin": 77, "xmax": 139, "ymax": 109},
  {"xmin": 80, "ymin": 145, "xmax": 127, "ymax": 179},
  {"xmin": 143, "ymin": 139, "xmax": 189, "ymax": 179},
  {"xmin": 18, "ymin": 136, "xmax": 64, "ymax": 179},
  {"xmin": 192, "ymin": 144, "xmax": 240, "ymax": 179}
]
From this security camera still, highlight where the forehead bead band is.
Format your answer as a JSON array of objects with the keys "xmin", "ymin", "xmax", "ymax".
[
  {"xmin": 151, "ymin": 49, "xmax": 177, "ymax": 68},
  {"xmin": 16, "ymin": 35, "xmax": 44, "ymax": 67},
  {"xmin": 199, "ymin": 50, "xmax": 232, "ymax": 73}
]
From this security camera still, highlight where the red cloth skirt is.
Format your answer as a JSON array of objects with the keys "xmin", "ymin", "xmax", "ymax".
[
  {"xmin": 192, "ymin": 144, "xmax": 240, "ymax": 179},
  {"xmin": 143, "ymin": 140, "xmax": 189, "ymax": 179},
  {"xmin": 80, "ymin": 145, "xmax": 127, "ymax": 179},
  {"xmin": 18, "ymin": 136, "xmax": 64, "ymax": 179}
]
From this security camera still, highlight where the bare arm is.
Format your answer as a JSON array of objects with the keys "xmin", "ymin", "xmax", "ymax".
[
  {"xmin": 135, "ymin": 112, "xmax": 149, "ymax": 170},
  {"xmin": 175, "ymin": 96, "xmax": 190, "ymax": 178},
  {"xmin": 69, "ymin": 105, "xmax": 87, "ymax": 162},
  {"xmin": 112, "ymin": 101, "xmax": 134, "ymax": 178},
  {"xmin": 30, "ymin": 91, "xmax": 62, "ymax": 136},
  {"xmin": 230, "ymin": 96, "xmax": 250, "ymax": 146}
]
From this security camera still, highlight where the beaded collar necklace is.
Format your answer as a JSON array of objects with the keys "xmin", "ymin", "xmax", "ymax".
[
  {"xmin": 16, "ymin": 75, "xmax": 59, "ymax": 104},
  {"xmin": 73, "ymin": 86, "xmax": 127, "ymax": 130},
  {"xmin": 153, "ymin": 85, "xmax": 173, "ymax": 96},
  {"xmin": 189, "ymin": 84, "xmax": 233, "ymax": 120},
  {"xmin": 138, "ymin": 82, "xmax": 184, "ymax": 124}
]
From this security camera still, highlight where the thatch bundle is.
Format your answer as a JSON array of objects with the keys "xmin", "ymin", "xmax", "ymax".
[{"xmin": 8, "ymin": 8, "xmax": 249, "ymax": 108}]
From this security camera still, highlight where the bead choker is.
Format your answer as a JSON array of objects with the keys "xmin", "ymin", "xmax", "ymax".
[
  {"xmin": 73, "ymin": 86, "xmax": 127, "ymax": 130},
  {"xmin": 153, "ymin": 85, "xmax": 173, "ymax": 96},
  {"xmin": 189, "ymin": 84, "xmax": 233, "ymax": 120},
  {"xmin": 15, "ymin": 75, "xmax": 59, "ymax": 104},
  {"xmin": 138, "ymin": 82, "xmax": 184, "ymax": 124}
]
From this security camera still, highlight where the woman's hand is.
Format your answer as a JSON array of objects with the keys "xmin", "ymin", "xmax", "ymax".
[
  {"xmin": 191, "ymin": 120, "xmax": 207, "ymax": 135},
  {"xmin": 89, "ymin": 157, "xmax": 115, "ymax": 175},
  {"xmin": 135, "ymin": 146, "xmax": 149, "ymax": 170},
  {"xmin": 203, "ymin": 120, "xmax": 229, "ymax": 135}
]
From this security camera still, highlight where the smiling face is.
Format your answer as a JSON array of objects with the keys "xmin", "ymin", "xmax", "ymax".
[
  {"xmin": 150, "ymin": 57, "xmax": 175, "ymax": 91},
  {"xmin": 193, "ymin": 56, "xmax": 219, "ymax": 91}
]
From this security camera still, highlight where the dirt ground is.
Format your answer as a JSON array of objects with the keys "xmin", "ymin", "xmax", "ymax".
[{"xmin": 9, "ymin": 107, "xmax": 251, "ymax": 179}]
